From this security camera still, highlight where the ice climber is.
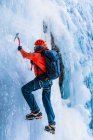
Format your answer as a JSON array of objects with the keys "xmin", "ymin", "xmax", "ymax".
[{"xmin": 18, "ymin": 39, "xmax": 61, "ymax": 134}]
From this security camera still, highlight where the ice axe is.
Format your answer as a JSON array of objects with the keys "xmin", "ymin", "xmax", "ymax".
[{"xmin": 14, "ymin": 33, "xmax": 21, "ymax": 46}]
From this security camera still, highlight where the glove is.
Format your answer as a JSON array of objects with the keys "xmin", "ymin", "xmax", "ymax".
[{"xmin": 18, "ymin": 46, "xmax": 22, "ymax": 51}]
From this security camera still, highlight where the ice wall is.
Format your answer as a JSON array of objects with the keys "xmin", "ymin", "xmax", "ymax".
[{"xmin": 0, "ymin": 0, "xmax": 93, "ymax": 140}]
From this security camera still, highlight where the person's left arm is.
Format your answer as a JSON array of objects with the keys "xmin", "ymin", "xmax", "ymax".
[{"xmin": 18, "ymin": 46, "xmax": 35, "ymax": 60}]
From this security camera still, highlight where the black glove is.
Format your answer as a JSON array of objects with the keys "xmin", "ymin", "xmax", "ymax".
[{"xmin": 18, "ymin": 46, "xmax": 22, "ymax": 51}]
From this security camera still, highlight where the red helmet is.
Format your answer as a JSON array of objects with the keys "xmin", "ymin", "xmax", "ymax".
[{"xmin": 34, "ymin": 39, "xmax": 46, "ymax": 47}]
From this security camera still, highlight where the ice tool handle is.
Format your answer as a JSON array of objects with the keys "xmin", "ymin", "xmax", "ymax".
[{"xmin": 14, "ymin": 33, "xmax": 21, "ymax": 46}]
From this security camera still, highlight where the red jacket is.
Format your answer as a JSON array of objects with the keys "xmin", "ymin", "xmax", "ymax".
[{"xmin": 19, "ymin": 49, "xmax": 46, "ymax": 76}]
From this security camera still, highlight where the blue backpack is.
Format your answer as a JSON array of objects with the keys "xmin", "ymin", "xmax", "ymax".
[{"xmin": 43, "ymin": 50, "xmax": 61, "ymax": 80}]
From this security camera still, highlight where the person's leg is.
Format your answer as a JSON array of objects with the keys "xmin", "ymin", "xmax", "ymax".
[
  {"xmin": 42, "ymin": 80, "xmax": 55, "ymax": 125},
  {"xmin": 21, "ymin": 78, "xmax": 41, "ymax": 113}
]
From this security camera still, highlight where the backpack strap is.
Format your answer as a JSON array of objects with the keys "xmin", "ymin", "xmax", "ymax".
[{"xmin": 30, "ymin": 60, "xmax": 34, "ymax": 71}]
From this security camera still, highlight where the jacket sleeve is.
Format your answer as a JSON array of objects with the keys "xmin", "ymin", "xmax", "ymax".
[{"xmin": 19, "ymin": 49, "xmax": 35, "ymax": 60}]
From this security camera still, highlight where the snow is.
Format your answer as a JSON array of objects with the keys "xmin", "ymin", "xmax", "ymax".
[{"xmin": 0, "ymin": 0, "xmax": 93, "ymax": 140}]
